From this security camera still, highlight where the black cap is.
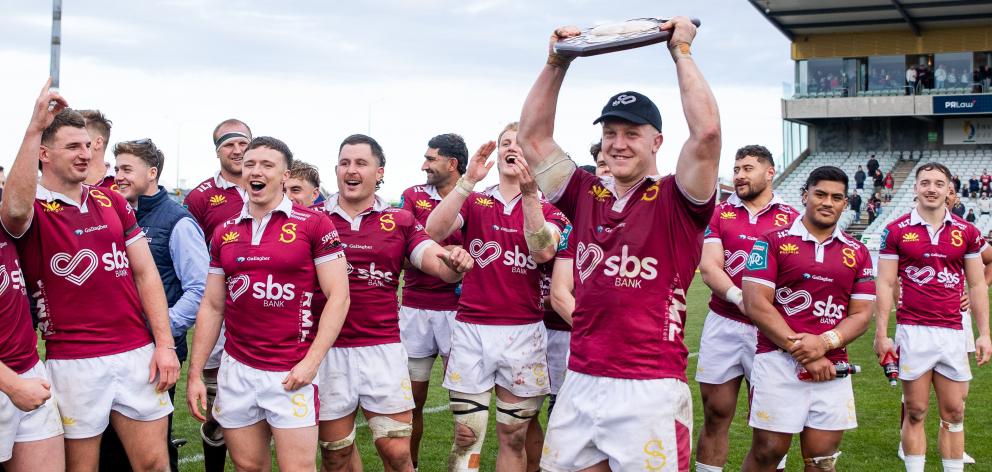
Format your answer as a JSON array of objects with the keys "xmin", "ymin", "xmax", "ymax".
[{"xmin": 592, "ymin": 91, "xmax": 662, "ymax": 132}]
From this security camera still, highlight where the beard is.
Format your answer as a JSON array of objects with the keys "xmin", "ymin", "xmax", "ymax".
[{"xmin": 736, "ymin": 181, "xmax": 768, "ymax": 201}]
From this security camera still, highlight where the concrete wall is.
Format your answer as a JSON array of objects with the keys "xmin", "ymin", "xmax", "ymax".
[{"xmin": 784, "ymin": 96, "xmax": 941, "ymax": 120}]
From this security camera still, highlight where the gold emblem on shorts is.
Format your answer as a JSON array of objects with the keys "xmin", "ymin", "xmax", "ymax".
[
  {"xmin": 643, "ymin": 439, "xmax": 668, "ymax": 471},
  {"xmin": 291, "ymin": 393, "xmax": 309, "ymax": 418},
  {"xmin": 449, "ymin": 372, "xmax": 462, "ymax": 383},
  {"xmin": 755, "ymin": 411, "xmax": 771, "ymax": 421},
  {"xmin": 401, "ymin": 379, "xmax": 413, "ymax": 401},
  {"xmin": 61, "ymin": 416, "xmax": 76, "ymax": 426}
]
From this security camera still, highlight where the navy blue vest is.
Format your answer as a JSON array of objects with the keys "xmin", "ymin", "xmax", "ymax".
[{"xmin": 136, "ymin": 186, "xmax": 198, "ymax": 362}]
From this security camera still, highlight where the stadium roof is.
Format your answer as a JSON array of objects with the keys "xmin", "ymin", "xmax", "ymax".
[{"xmin": 748, "ymin": 0, "xmax": 992, "ymax": 40}]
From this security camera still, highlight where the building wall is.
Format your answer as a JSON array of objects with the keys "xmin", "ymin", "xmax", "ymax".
[{"xmin": 792, "ymin": 26, "xmax": 992, "ymax": 60}]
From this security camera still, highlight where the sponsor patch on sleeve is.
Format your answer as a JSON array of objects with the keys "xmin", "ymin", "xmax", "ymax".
[
  {"xmin": 879, "ymin": 228, "xmax": 889, "ymax": 250},
  {"xmin": 746, "ymin": 240, "xmax": 769, "ymax": 271},
  {"xmin": 557, "ymin": 224, "xmax": 572, "ymax": 252}
]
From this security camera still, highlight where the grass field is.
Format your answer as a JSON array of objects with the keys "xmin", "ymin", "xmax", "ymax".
[{"xmin": 157, "ymin": 273, "xmax": 990, "ymax": 471}]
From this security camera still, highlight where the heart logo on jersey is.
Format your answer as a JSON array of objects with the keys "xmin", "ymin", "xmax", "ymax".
[
  {"xmin": 774, "ymin": 287, "xmax": 812, "ymax": 316},
  {"xmin": 468, "ymin": 239, "xmax": 501, "ymax": 268},
  {"xmin": 227, "ymin": 275, "xmax": 250, "ymax": 302},
  {"xmin": 904, "ymin": 265, "xmax": 935, "ymax": 285},
  {"xmin": 0, "ymin": 266, "xmax": 9, "ymax": 296},
  {"xmin": 724, "ymin": 250, "xmax": 750, "ymax": 277},
  {"xmin": 576, "ymin": 242, "xmax": 605, "ymax": 283},
  {"xmin": 346, "ymin": 263, "xmax": 354, "ymax": 275},
  {"xmin": 50, "ymin": 249, "xmax": 99, "ymax": 286}
]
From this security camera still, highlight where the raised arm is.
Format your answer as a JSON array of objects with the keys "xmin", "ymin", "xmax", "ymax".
[
  {"xmin": 1, "ymin": 80, "xmax": 68, "ymax": 237},
  {"xmin": 667, "ymin": 17, "xmax": 721, "ymax": 203},
  {"xmin": 425, "ymin": 141, "xmax": 495, "ymax": 241},
  {"xmin": 518, "ymin": 27, "xmax": 583, "ymax": 199}
]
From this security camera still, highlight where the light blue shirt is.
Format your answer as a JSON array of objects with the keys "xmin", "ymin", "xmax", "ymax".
[{"xmin": 168, "ymin": 217, "xmax": 208, "ymax": 337}]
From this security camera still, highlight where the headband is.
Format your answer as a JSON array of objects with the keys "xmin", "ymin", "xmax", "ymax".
[{"xmin": 215, "ymin": 132, "xmax": 250, "ymax": 150}]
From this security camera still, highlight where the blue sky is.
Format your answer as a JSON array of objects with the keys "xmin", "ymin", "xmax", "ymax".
[{"xmin": 0, "ymin": 0, "xmax": 793, "ymax": 198}]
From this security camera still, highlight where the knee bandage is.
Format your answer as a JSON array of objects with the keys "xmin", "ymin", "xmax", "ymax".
[
  {"xmin": 369, "ymin": 416, "xmax": 413, "ymax": 441},
  {"xmin": 940, "ymin": 418, "xmax": 964, "ymax": 432},
  {"xmin": 803, "ymin": 451, "xmax": 840, "ymax": 470},
  {"xmin": 319, "ymin": 426, "xmax": 356, "ymax": 451},
  {"xmin": 408, "ymin": 357, "xmax": 435, "ymax": 382},
  {"xmin": 495, "ymin": 396, "xmax": 543, "ymax": 426},
  {"xmin": 449, "ymin": 391, "xmax": 491, "ymax": 471}
]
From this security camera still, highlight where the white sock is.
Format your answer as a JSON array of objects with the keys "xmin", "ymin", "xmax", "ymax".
[
  {"xmin": 904, "ymin": 455, "xmax": 925, "ymax": 472},
  {"xmin": 942, "ymin": 458, "xmax": 964, "ymax": 472},
  {"xmin": 695, "ymin": 462, "xmax": 722, "ymax": 472},
  {"xmin": 777, "ymin": 454, "xmax": 788, "ymax": 470}
]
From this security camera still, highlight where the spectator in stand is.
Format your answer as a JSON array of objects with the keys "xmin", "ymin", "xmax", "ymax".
[
  {"xmin": 850, "ymin": 191, "xmax": 863, "ymax": 222},
  {"xmin": 950, "ymin": 188, "xmax": 966, "ymax": 218},
  {"xmin": 884, "ymin": 171, "xmax": 894, "ymax": 201},
  {"xmin": 967, "ymin": 208, "xmax": 977, "ymax": 223},
  {"xmin": 952, "ymin": 174, "xmax": 961, "ymax": 194},
  {"xmin": 980, "ymin": 192, "xmax": 992, "ymax": 216},
  {"xmin": 981, "ymin": 169, "xmax": 991, "ymax": 193},
  {"xmin": 867, "ymin": 199, "xmax": 878, "ymax": 224},
  {"xmin": 947, "ymin": 68, "xmax": 958, "ymax": 88},
  {"xmin": 855, "ymin": 165, "xmax": 866, "ymax": 190},
  {"xmin": 968, "ymin": 174, "xmax": 980, "ymax": 198},
  {"xmin": 867, "ymin": 155, "xmax": 879, "ymax": 177},
  {"xmin": 982, "ymin": 65, "xmax": 991, "ymax": 92},
  {"xmin": 906, "ymin": 66, "xmax": 917, "ymax": 95},
  {"xmin": 935, "ymin": 65, "xmax": 947, "ymax": 89},
  {"xmin": 961, "ymin": 69, "xmax": 970, "ymax": 88},
  {"xmin": 873, "ymin": 169, "xmax": 885, "ymax": 196}
]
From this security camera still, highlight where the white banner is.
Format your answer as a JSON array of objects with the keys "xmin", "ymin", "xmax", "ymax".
[{"xmin": 944, "ymin": 118, "xmax": 992, "ymax": 145}]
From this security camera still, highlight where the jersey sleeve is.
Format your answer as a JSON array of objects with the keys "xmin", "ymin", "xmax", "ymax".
[
  {"xmin": 703, "ymin": 206, "xmax": 722, "ymax": 244},
  {"xmin": 457, "ymin": 193, "xmax": 475, "ymax": 230},
  {"xmin": 965, "ymin": 225, "xmax": 986, "ymax": 258},
  {"xmin": 208, "ymin": 227, "xmax": 225, "ymax": 275},
  {"xmin": 185, "ymin": 192, "xmax": 205, "ymax": 229},
  {"xmin": 878, "ymin": 223, "xmax": 900, "ymax": 260},
  {"xmin": 311, "ymin": 212, "xmax": 345, "ymax": 265},
  {"xmin": 541, "ymin": 201, "xmax": 570, "ymax": 233},
  {"xmin": 557, "ymin": 230, "xmax": 576, "ymax": 260},
  {"xmin": 852, "ymin": 245, "xmax": 877, "ymax": 300},
  {"xmin": 402, "ymin": 212, "xmax": 434, "ymax": 258},
  {"xmin": 662, "ymin": 176, "xmax": 715, "ymax": 232},
  {"xmin": 741, "ymin": 234, "xmax": 777, "ymax": 289},
  {"xmin": 106, "ymin": 189, "xmax": 144, "ymax": 245},
  {"xmin": 399, "ymin": 188, "xmax": 415, "ymax": 212}
]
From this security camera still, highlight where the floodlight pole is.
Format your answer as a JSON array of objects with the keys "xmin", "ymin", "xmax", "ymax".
[{"xmin": 50, "ymin": 0, "xmax": 62, "ymax": 90}]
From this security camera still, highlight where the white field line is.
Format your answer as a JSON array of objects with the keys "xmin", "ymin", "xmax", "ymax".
[{"xmin": 178, "ymin": 353, "xmax": 701, "ymax": 465}]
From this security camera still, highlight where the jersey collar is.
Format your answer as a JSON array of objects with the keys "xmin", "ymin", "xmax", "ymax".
[
  {"xmin": 236, "ymin": 194, "xmax": 293, "ymax": 222},
  {"xmin": 599, "ymin": 174, "xmax": 661, "ymax": 213},
  {"xmin": 423, "ymin": 184, "xmax": 442, "ymax": 201},
  {"xmin": 323, "ymin": 193, "xmax": 388, "ymax": 230},
  {"xmin": 36, "ymin": 184, "xmax": 92, "ymax": 213},
  {"xmin": 786, "ymin": 217, "xmax": 849, "ymax": 246},
  {"xmin": 909, "ymin": 207, "xmax": 952, "ymax": 229}
]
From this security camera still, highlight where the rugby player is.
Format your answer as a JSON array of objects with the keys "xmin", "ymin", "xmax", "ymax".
[
  {"xmin": 78, "ymin": 110, "xmax": 116, "ymax": 189},
  {"xmin": 398, "ymin": 133, "xmax": 468, "ymax": 470},
  {"xmin": 3, "ymin": 81, "xmax": 179, "ymax": 471},
  {"xmin": 314, "ymin": 134, "xmax": 473, "ymax": 472},
  {"xmin": 183, "ymin": 118, "xmax": 251, "ymax": 470},
  {"xmin": 875, "ymin": 162, "xmax": 991, "ymax": 472},
  {"xmin": 0, "ymin": 91, "xmax": 64, "ymax": 472},
  {"xmin": 425, "ymin": 123, "xmax": 567, "ymax": 471},
  {"xmin": 186, "ymin": 136, "xmax": 349, "ymax": 472},
  {"xmin": 517, "ymin": 16, "xmax": 720, "ymax": 470},
  {"xmin": 695, "ymin": 145, "xmax": 797, "ymax": 472},
  {"xmin": 740, "ymin": 166, "xmax": 874, "ymax": 471},
  {"xmin": 285, "ymin": 160, "xmax": 322, "ymax": 207}
]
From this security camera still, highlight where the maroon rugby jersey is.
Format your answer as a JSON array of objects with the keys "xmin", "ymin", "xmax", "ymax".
[
  {"xmin": 13, "ymin": 185, "xmax": 151, "ymax": 359},
  {"xmin": 400, "ymin": 185, "xmax": 462, "ymax": 311},
  {"xmin": 95, "ymin": 171, "xmax": 117, "ymax": 192},
  {"xmin": 703, "ymin": 194, "xmax": 798, "ymax": 324},
  {"xmin": 209, "ymin": 196, "xmax": 343, "ymax": 371},
  {"xmin": 0, "ymin": 231, "xmax": 39, "ymax": 373},
  {"xmin": 186, "ymin": 173, "xmax": 245, "ymax": 242},
  {"xmin": 456, "ymin": 185, "xmax": 568, "ymax": 326},
  {"xmin": 879, "ymin": 209, "xmax": 985, "ymax": 329},
  {"xmin": 314, "ymin": 195, "xmax": 434, "ymax": 348},
  {"xmin": 549, "ymin": 171, "xmax": 714, "ymax": 381},
  {"xmin": 742, "ymin": 218, "xmax": 875, "ymax": 363}
]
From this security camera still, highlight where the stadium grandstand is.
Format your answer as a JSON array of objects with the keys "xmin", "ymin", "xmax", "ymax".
[{"xmin": 751, "ymin": 0, "xmax": 992, "ymax": 254}]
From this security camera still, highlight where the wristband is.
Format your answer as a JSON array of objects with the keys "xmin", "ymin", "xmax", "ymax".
[
  {"xmin": 547, "ymin": 52, "xmax": 574, "ymax": 69},
  {"xmin": 820, "ymin": 330, "xmax": 842, "ymax": 350},
  {"xmin": 525, "ymin": 224, "xmax": 555, "ymax": 253},
  {"xmin": 725, "ymin": 286, "xmax": 743, "ymax": 306},
  {"xmin": 454, "ymin": 176, "xmax": 476, "ymax": 197},
  {"xmin": 669, "ymin": 41, "xmax": 692, "ymax": 62}
]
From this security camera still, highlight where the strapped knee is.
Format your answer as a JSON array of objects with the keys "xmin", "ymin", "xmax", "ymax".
[
  {"xmin": 449, "ymin": 391, "xmax": 491, "ymax": 471},
  {"xmin": 369, "ymin": 416, "xmax": 413, "ymax": 441},
  {"xmin": 940, "ymin": 418, "xmax": 964, "ymax": 432},
  {"xmin": 804, "ymin": 451, "xmax": 840, "ymax": 470},
  {"xmin": 495, "ymin": 396, "xmax": 543, "ymax": 426},
  {"xmin": 319, "ymin": 426, "xmax": 356, "ymax": 451},
  {"xmin": 408, "ymin": 357, "xmax": 435, "ymax": 382}
]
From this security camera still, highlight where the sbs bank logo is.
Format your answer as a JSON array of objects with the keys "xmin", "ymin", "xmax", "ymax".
[
  {"xmin": 575, "ymin": 242, "xmax": 657, "ymax": 288},
  {"xmin": 468, "ymin": 239, "xmax": 536, "ymax": 274}
]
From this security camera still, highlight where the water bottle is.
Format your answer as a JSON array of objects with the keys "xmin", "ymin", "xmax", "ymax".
[
  {"xmin": 880, "ymin": 351, "xmax": 899, "ymax": 387},
  {"xmin": 798, "ymin": 361, "xmax": 861, "ymax": 381}
]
